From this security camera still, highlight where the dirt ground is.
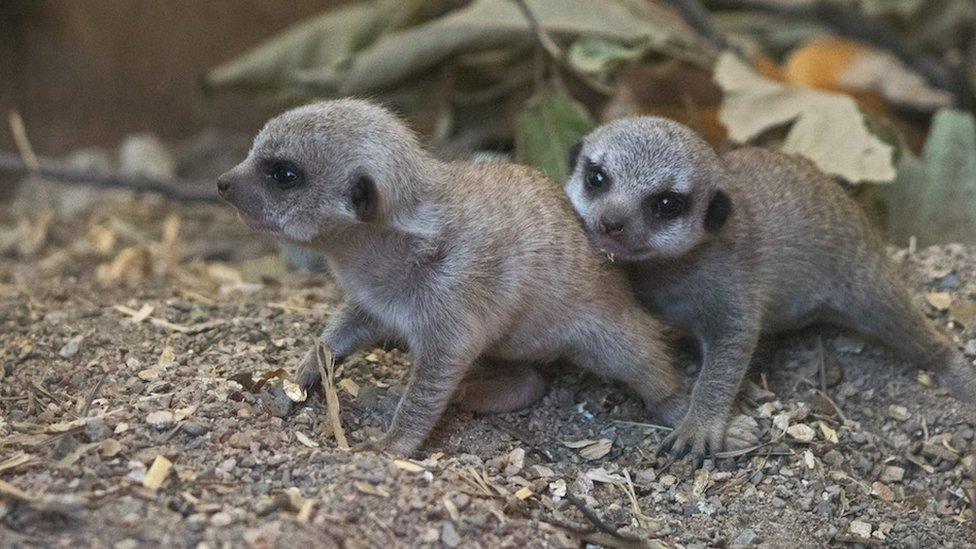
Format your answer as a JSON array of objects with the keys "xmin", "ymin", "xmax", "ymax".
[{"xmin": 2, "ymin": 185, "xmax": 976, "ymax": 548}]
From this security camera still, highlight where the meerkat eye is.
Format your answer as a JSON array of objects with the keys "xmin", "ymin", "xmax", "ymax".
[
  {"xmin": 266, "ymin": 162, "xmax": 302, "ymax": 189},
  {"xmin": 652, "ymin": 192, "xmax": 689, "ymax": 219},
  {"xmin": 584, "ymin": 163, "xmax": 609, "ymax": 191}
]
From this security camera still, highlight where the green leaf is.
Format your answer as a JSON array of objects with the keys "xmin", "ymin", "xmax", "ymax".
[
  {"xmin": 879, "ymin": 109, "xmax": 976, "ymax": 247},
  {"xmin": 566, "ymin": 37, "xmax": 647, "ymax": 84},
  {"xmin": 515, "ymin": 89, "xmax": 594, "ymax": 182},
  {"xmin": 714, "ymin": 52, "xmax": 898, "ymax": 184}
]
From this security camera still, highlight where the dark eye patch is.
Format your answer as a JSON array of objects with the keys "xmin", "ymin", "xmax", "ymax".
[
  {"xmin": 263, "ymin": 160, "xmax": 303, "ymax": 189},
  {"xmin": 583, "ymin": 160, "xmax": 610, "ymax": 192},
  {"xmin": 648, "ymin": 191, "xmax": 690, "ymax": 220}
]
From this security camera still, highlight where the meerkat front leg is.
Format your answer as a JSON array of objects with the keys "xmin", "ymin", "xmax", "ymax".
[
  {"xmin": 295, "ymin": 302, "xmax": 396, "ymax": 389},
  {"xmin": 365, "ymin": 333, "xmax": 483, "ymax": 455},
  {"xmin": 661, "ymin": 326, "xmax": 760, "ymax": 462}
]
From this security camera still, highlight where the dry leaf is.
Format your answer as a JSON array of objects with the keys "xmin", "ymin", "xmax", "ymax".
[
  {"xmin": 819, "ymin": 422, "xmax": 839, "ymax": 443},
  {"xmin": 579, "ymin": 439, "xmax": 612, "ymax": 460},
  {"xmin": 561, "ymin": 439, "xmax": 598, "ymax": 449},
  {"xmin": 338, "ymin": 378, "xmax": 360, "ymax": 397},
  {"xmin": 585, "ymin": 467, "xmax": 625, "ymax": 484},
  {"xmin": 887, "ymin": 405, "xmax": 911, "ymax": 421},
  {"xmin": 692, "ymin": 469, "xmax": 710, "ymax": 498},
  {"xmin": 918, "ymin": 371, "xmax": 934, "ymax": 387},
  {"xmin": 143, "ymin": 455, "xmax": 172, "ymax": 491},
  {"xmin": 871, "ymin": 481, "xmax": 895, "ymax": 502},
  {"xmin": 787, "ymin": 423, "xmax": 815, "ymax": 442}
]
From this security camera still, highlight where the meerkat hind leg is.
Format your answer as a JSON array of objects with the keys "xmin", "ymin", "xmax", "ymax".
[
  {"xmin": 831, "ymin": 282, "xmax": 976, "ymax": 403},
  {"xmin": 455, "ymin": 363, "xmax": 546, "ymax": 414}
]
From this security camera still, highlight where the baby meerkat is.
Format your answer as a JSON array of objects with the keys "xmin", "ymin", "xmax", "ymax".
[
  {"xmin": 217, "ymin": 99, "xmax": 684, "ymax": 455},
  {"xmin": 566, "ymin": 116, "xmax": 976, "ymax": 460}
]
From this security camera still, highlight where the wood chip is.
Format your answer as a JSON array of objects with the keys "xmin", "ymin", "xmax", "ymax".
[
  {"xmin": 354, "ymin": 481, "xmax": 389, "ymax": 498},
  {"xmin": 442, "ymin": 496, "xmax": 460, "ymax": 521},
  {"xmin": 0, "ymin": 452, "xmax": 36, "ymax": 474},
  {"xmin": 338, "ymin": 378, "xmax": 360, "ymax": 397},
  {"xmin": 514, "ymin": 486, "xmax": 533, "ymax": 500},
  {"xmin": 316, "ymin": 344, "xmax": 349, "ymax": 450},
  {"xmin": 143, "ymin": 455, "xmax": 172, "ymax": 491},
  {"xmin": 295, "ymin": 431, "xmax": 319, "ymax": 448},
  {"xmin": 925, "ymin": 292, "xmax": 952, "ymax": 311},
  {"xmin": 393, "ymin": 459, "xmax": 425, "ymax": 473}
]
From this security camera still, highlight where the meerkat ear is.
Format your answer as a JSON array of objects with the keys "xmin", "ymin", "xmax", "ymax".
[
  {"xmin": 350, "ymin": 174, "xmax": 377, "ymax": 222},
  {"xmin": 704, "ymin": 189, "xmax": 731, "ymax": 232},
  {"xmin": 568, "ymin": 140, "xmax": 583, "ymax": 174}
]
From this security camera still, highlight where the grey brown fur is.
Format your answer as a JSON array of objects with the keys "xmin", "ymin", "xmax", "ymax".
[
  {"xmin": 566, "ymin": 117, "xmax": 976, "ymax": 460},
  {"xmin": 217, "ymin": 99, "xmax": 684, "ymax": 455}
]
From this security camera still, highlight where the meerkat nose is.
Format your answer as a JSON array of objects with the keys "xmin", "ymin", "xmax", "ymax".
[
  {"xmin": 216, "ymin": 173, "xmax": 232, "ymax": 196},
  {"xmin": 599, "ymin": 215, "xmax": 626, "ymax": 235}
]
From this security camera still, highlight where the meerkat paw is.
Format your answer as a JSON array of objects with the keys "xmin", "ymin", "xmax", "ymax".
[
  {"xmin": 295, "ymin": 347, "xmax": 322, "ymax": 390},
  {"xmin": 657, "ymin": 413, "xmax": 727, "ymax": 465},
  {"xmin": 353, "ymin": 432, "xmax": 422, "ymax": 456}
]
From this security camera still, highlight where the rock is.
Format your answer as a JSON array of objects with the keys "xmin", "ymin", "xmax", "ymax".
[
  {"xmin": 880, "ymin": 466, "xmax": 905, "ymax": 483},
  {"xmin": 259, "ymin": 381, "xmax": 294, "ymax": 418},
  {"xmin": 85, "ymin": 418, "xmax": 112, "ymax": 442},
  {"xmin": 59, "ymin": 335, "xmax": 84, "ymax": 358},
  {"xmin": 228, "ymin": 432, "xmax": 254, "ymax": 449},
  {"xmin": 183, "ymin": 419, "xmax": 211, "ymax": 437},
  {"xmin": 146, "ymin": 410, "xmax": 175, "ymax": 430},
  {"xmin": 210, "ymin": 511, "xmax": 234, "ymax": 528},
  {"xmin": 886, "ymin": 405, "xmax": 911, "ymax": 421},
  {"xmin": 731, "ymin": 529, "xmax": 757, "ymax": 548},
  {"xmin": 849, "ymin": 519, "xmax": 872, "ymax": 538},
  {"xmin": 441, "ymin": 521, "xmax": 461, "ymax": 548},
  {"xmin": 787, "ymin": 423, "xmax": 815, "ymax": 442}
]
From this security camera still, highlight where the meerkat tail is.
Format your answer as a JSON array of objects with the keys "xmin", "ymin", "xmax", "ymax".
[{"xmin": 832, "ymin": 276, "xmax": 976, "ymax": 403}]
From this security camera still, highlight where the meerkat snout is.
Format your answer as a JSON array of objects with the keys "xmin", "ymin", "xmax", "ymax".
[{"xmin": 566, "ymin": 117, "xmax": 732, "ymax": 261}]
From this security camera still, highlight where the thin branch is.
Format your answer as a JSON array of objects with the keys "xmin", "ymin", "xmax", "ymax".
[
  {"xmin": 509, "ymin": 0, "xmax": 613, "ymax": 95},
  {"xmin": 0, "ymin": 151, "xmax": 220, "ymax": 203}
]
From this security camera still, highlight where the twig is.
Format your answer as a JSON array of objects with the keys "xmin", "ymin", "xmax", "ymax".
[
  {"xmin": 489, "ymin": 417, "xmax": 553, "ymax": 461},
  {"xmin": 565, "ymin": 491, "xmax": 642, "ymax": 543},
  {"xmin": 663, "ymin": 0, "xmax": 735, "ymax": 53},
  {"xmin": 0, "ymin": 150, "xmax": 219, "ymax": 203},
  {"xmin": 79, "ymin": 371, "xmax": 108, "ymax": 418},
  {"xmin": 509, "ymin": 0, "xmax": 613, "ymax": 95},
  {"xmin": 8, "ymin": 111, "xmax": 39, "ymax": 171},
  {"xmin": 316, "ymin": 344, "xmax": 350, "ymax": 450}
]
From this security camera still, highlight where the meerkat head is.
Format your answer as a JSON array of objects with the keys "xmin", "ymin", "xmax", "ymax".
[
  {"xmin": 565, "ymin": 117, "xmax": 732, "ymax": 261},
  {"xmin": 217, "ymin": 99, "xmax": 432, "ymax": 247}
]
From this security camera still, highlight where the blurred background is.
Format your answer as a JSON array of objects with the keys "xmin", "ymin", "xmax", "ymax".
[{"xmin": 1, "ymin": 0, "xmax": 975, "ymax": 261}]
